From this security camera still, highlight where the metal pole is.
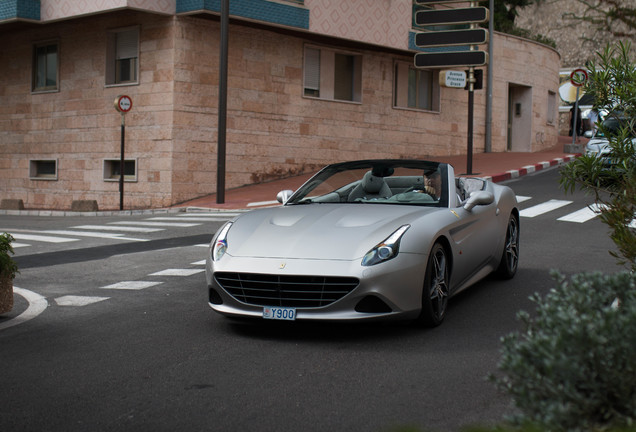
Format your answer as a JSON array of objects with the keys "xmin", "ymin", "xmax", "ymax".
[
  {"xmin": 216, "ymin": 0, "xmax": 229, "ymax": 204},
  {"xmin": 571, "ymin": 87, "xmax": 580, "ymax": 146},
  {"xmin": 120, "ymin": 114, "xmax": 125, "ymax": 211},
  {"xmin": 485, "ymin": 0, "xmax": 493, "ymax": 153},
  {"xmin": 467, "ymin": 67, "xmax": 474, "ymax": 175}
]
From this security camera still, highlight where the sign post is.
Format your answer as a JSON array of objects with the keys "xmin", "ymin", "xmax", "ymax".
[
  {"xmin": 569, "ymin": 68, "xmax": 588, "ymax": 146},
  {"xmin": 114, "ymin": 95, "xmax": 132, "ymax": 210},
  {"xmin": 414, "ymin": 0, "xmax": 489, "ymax": 175}
]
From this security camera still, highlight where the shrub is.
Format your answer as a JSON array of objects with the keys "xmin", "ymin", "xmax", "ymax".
[
  {"xmin": 492, "ymin": 271, "xmax": 636, "ymax": 431},
  {"xmin": 0, "ymin": 232, "xmax": 19, "ymax": 279}
]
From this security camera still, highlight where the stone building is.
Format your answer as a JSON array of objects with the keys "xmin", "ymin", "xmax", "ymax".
[
  {"xmin": 0, "ymin": 0, "xmax": 560, "ymax": 210},
  {"xmin": 516, "ymin": 0, "xmax": 631, "ymax": 134}
]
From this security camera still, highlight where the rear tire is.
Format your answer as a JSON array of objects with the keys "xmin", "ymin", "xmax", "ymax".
[
  {"xmin": 419, "ymin": 243, "xmax": 450, "ymax": 327},
  {"xmin": 496, "ymin": 214, "xmax": 520, "ymax": 279}
]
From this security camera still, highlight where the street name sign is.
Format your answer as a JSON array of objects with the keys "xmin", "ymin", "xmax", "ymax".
[
  {"xmin": 416, "ymin": 0, "xmax": 486, "ymax": 3},
  {"xmin": 415, "ymin": 51, "xmax": 488, "ymax": 68},
  {"xmin": 415, "ymin": 28, "xmax": 488, "ymax": 47},
  {"xmin": 415, "ymin": 7, "xmax": 488, "ymax": 26},
  {"xmin": 439, "ymin": 70, "xmax": 466, "ymax": 88}
]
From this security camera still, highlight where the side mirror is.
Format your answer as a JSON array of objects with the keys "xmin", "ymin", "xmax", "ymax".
[
  {"xmin": 276, "ymin": 190, "xmax": 294, "ymax": 204},
  {"xmin": 463, "ymin": 191, "xmax": 494, "ymax": 211}
]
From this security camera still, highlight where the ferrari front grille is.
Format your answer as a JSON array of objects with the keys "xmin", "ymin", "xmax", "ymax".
[{"xmin": 214, "ymin": 272, "xmax": 359, "ymax": 308}]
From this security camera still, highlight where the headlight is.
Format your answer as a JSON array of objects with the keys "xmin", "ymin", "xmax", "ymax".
[
  {"xmin": 362, "ymin": 225, "xmax": 410, "ymax": 266},
  {"xmin": 211, "ymin": 222, "xmax": 233, "ymax": 262}
]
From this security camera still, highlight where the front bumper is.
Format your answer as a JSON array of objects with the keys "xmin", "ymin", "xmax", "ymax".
[{"xmin": 205, "ymin": 253, "xmax": 426, "ymax": 321}]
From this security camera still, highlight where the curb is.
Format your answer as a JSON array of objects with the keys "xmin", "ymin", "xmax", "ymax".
[{"xmin": 486, "ymin": 154, "xmax": 580, "ymax": 184}]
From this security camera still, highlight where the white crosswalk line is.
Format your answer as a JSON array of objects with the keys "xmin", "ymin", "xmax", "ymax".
[
  {"xmin": 101, "ymin": 281, "xmax": 163, "ymax": 290},
  {"xmin": 109, "ymin": 221, "xmax": 201, "ymax": 227},
  {"xmin": 178, "ymin": 212, "xmax": 244, "ymax": 218},
  {"xmin": 520, "ymin": 199, "xmax": 572, "ymax": 218},
  {"xmin": 12, "ymin": 242, "xmax": 31, "ymax": 248},
  {"xmin": 147, "ymin": 216, "xmax": 233, "ymax": 222},
  {"xmin": 515, "ymin": 195, "xmax": 532, "ymax": 203},
  {"xmin": 10, "ymin": 233, "xmax": 79, "ymax": 243},
  {"xmin": 42, "ymin": 230, "xmax": 149, "ymax": 242},
  {"xmin": 71, "ymin": 225, "xmax": 163, "ymax": 233},
  {"xmin": 149, "ymin": 268, "xmax": 205, "ymax": 276},
  {"xmin": 557, "ymin": 204, "xmax": 602, "ymax": 223},
  {"xmin": 55, "ymin": 295, "xmax": 109, "ymax": 307}
]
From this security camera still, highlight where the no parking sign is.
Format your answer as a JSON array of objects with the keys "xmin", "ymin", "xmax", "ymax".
[{"xmin": 570, "ymin": 68, "xmax": 588, "ymax": 87}]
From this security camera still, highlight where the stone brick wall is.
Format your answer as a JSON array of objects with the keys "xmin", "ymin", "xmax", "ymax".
[
  {"xmin": 0, "ymin": 10, "xmax": 560, "ymax": 210},
  {"xmin": 0, "ymin": 11, "xmax": 178, "ymax": 210}
]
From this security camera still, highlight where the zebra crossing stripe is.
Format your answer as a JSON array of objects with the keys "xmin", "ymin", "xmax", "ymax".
[
  {"xmin": 43, "ymin": 230, "xmax": 149, "ymax": 242},
  {"xmin": 101, "ymin": 281, "xmax": 163, "ymax": 290},
  {"xmin": 71, "ymin": 225, "xmax": 163, "ymax": 233},
  {"xmin": 147, "ymin": 216, "xmax": 233, "ymax": 222},
  {"xmin": 557, "ymin": 204, "xmax": 602, "ymax": 223},
  {"xmin": 148, "ymin": 269, "xmax": 205, "ymax": 276},
  {"xmin": 520, "ymin": 199, "xmax": 572, "ymax": 218},
  {"xmin": 108, "ymin": 221, "xmax": 201, "ymax": 227},
  {"xmin": 55, "ymin": 295, "xmax": 109, "ymax": 307},
  {"xmin": 515, "ymin": 195, "xmax": 531, "ymax": 203},
  {"xmin": 10, "ymin": 233, "xmax": 78, "ymax": 243}
]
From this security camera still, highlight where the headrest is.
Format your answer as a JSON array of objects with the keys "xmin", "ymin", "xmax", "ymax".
[{"xmin": 362, "ymin": 171, "xmax": 384, "ymax": 193}]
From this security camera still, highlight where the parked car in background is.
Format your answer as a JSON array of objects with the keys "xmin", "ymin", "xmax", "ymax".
[{"xmin": 586, "ymin": 114, "xmax": 636, "ymax": 166}]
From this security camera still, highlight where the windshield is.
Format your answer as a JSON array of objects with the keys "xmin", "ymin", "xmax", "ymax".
[{"xmin": 286, "ymin": 160, "xmax": 449, "ymax": 207}]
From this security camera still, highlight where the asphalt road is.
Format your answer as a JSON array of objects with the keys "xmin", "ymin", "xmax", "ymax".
[{"xmin": 0, "ymin": 166, "xmax": 620, "ymax": 432}]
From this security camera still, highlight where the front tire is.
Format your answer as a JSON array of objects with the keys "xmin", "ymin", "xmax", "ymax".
[
  {"xmin": 496, "ymin": 214, "xmax": 520, "ymax": 279},
  {"xmin": 419, "ymin": 243, "xmax": 450, "ymax": 327}
]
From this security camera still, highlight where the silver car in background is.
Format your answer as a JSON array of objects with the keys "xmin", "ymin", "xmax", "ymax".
[{"xmin": 205, "ymin": 159, "xmax": 520, "ymax": 327}]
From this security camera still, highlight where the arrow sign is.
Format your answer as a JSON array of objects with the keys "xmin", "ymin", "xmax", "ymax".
[
  {"xmin": 415, "ymin": 7, "xmax": 489, "ymax": 26},
  {"xmin": 415, "ymin": 51, "xmax": 488, "ymax": 68},
  {"xmin": 415, "ymin": 28, "xmax": 488, "ymax": 47}
]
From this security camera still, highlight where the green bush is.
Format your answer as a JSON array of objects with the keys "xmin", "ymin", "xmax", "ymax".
[
  {"xmin": 0, "ymin": 232, "xmax": 19, "ymax": 279},
  {"xmin": 492, "ymin": 271, "xmax": 636, "ymax": 431}
]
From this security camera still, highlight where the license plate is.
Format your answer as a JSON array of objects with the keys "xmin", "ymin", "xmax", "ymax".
[{"xmin": 263, "ymin": 306, "xmax": 296, "ymax": 321}]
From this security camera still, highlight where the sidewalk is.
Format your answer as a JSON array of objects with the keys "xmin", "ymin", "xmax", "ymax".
[{"xmin": 179, "ymin": 136, "xmax": 584, "ymax": 211}]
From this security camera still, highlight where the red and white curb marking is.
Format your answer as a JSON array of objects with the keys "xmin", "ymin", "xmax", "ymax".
[{"xmin": 486, "ymin": 154, "xmax": 580, "ymax": 183}]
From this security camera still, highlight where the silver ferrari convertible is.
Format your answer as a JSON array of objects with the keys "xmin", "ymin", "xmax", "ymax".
[{"xmin": 205, "ymin": 159, "xmax": 519, "ymax": 327}]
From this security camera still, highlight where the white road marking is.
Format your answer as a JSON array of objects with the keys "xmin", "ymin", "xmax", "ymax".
[
  {"xmin": 42, "ymin": 230, "xmax": 149, "ymax": 242},
  {"xmin": 557, "ymin": 204, "xmax": 602, "ymax": 223},
  {"xmin": 10, "ymin": 233, "xmax": 78, "ymax": 243},
  {"xmin": 109, "ymin": 221, "xmax": 200, "ymax": 228},
  {"xmin": 515, "ymin": 195, "xmax": 532, "ymax": 203},
  {"xmin": 520, "ymin": 199, "xmax": 572, "ymax": 218},
  {"xmin": 12, "ymin": 242, "xmax": 31, "ymax": 248},
  {"xmin": 101, "ymin": 281, "xmax": 163, "ymax": 290},
  {"xmin": 147, "ymin": 216, "xmax": 233, "ymax": 222},
  {"xmin": 191, "ymin": 260, "xmax": 206, "ymax": 266},
  {"xmin": 195, "ymin": 244, "xmax": 210, "ymax": 248},
  {"xmin": 0, "ymin": 287, "xmax": 48, "ymax": 331},
  {"xmin": 178, "ymin": 213, "xmax": 243, "ymax": 218},
  {"xmin": 55, "ymin": 295, "xmax": 109, "ymax": 307},
  {"xmin": 71, "ymin": 225, "xmax": 163, "ymax": 233},
  {"xmin": 148, "ymin": 269, "xmax": 205, "ymax": 277},
  {"xmin": 247, "ymin": 200, "xmax": 278, "ymax": 207}
]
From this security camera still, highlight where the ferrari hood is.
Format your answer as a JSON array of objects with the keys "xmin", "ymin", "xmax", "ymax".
[{"xmin": 225, "ymin": 204, "xmax": 436, "ymax": 260}]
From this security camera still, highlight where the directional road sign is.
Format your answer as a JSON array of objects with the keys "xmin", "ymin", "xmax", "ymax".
[
  {"xmin": 415, "ymin": 51, "xmax": 488, "ymax": 68},
  {"xmin": 416, "ymin": 0, "xmax": 486, "ymax": 3},
  {"xmin": 415, "ymin": 28, "xmax": 488, "ymax": 47},
  {"xmin": 415, "ymin": 7, "xmax": 489, "ymax": 26}
]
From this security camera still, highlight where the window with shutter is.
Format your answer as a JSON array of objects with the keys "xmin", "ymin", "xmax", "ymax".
[
  {"xmin": 106, "ymin": 27, "xmax": 139, "ymax": 86},
  {"xmin": 304, "ymin": 47, "xmax": 320, "ymax": 97}
]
